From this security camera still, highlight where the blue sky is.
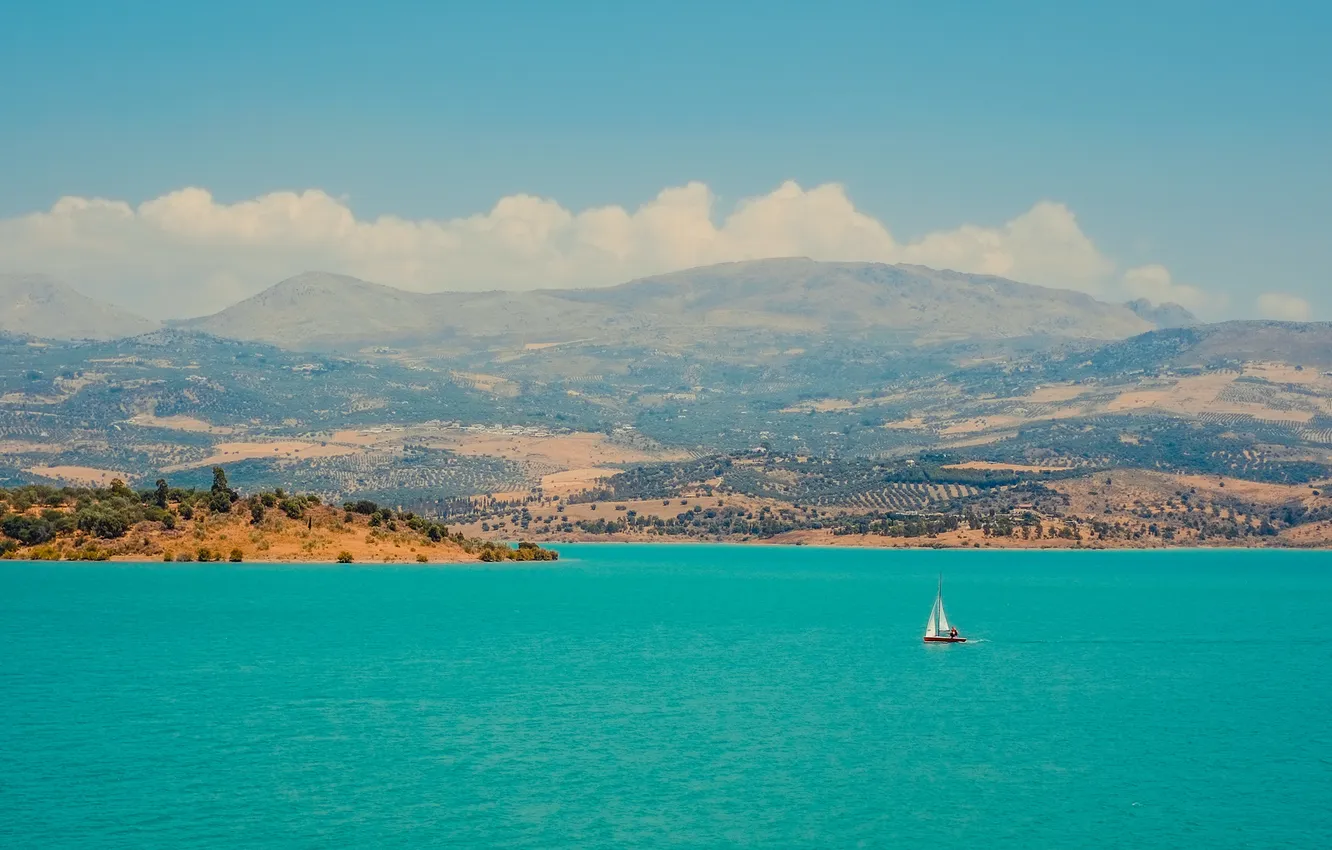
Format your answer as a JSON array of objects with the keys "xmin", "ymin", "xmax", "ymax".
[{"xmin": 1, "ymin": 0, "xmax": 1329, "ymax": 318}]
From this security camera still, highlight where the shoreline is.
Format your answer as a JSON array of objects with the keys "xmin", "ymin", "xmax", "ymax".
[
  {"xmin": 5, "ymin": 540, "xmax": 1331, "ymax": 566},
  {"xmin": 465, "ymin": 530, "xmax": 1326, "ymax": 552}
]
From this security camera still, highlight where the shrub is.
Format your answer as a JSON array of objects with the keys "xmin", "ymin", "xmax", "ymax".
[
  {"xmin": 228, "ymin": 548, "xmax": 244, "ymax": 563},
  {"xmin": 415, "ymin": 553, "xmax": 428, "ymax": 563},
  {"xmin": 2, "ymin": 515, "xmax": 56, "ymax": 546},
  {"xmin": 76, "ymin": 504, "xmax": 133, "ymax": 539},
  {"xmin": 196, "ymin": 547, "xmax": 215, "ymax": 562},
  {"xmin": 163, "ymin": 551, "xmax": 173, "ymax": 562},
  {"xmin": 209, "ymin": 490, "xmax": 233, "ymax": 515},
  {"xmin": 336, "ymin": 551, "xmax": 354, "ymax": 563},
  {"xmin": 174, "ymin": 551, "xmax": 193, "ymax": 562}
]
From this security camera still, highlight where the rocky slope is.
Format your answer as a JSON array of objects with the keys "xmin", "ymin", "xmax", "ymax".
[{"xmin": 0, "ymin": 274, "xmax": 159, "ymax": 340}]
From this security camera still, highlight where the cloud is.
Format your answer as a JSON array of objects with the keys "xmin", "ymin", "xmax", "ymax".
[
  {"xmin": 0, "ymin": 180, "xmax": 1198, "ymax": 319},
  {"xmin": 1256, "ymin": 292, "xmax": 1312, "ymax": 322},
  {"xmin": 899, "ymin": 201, "xmax": 1114, "ymax": 292},
  {"xmin": 1120, "ymin": 264, "xmax": 1217, "ymax": 315}
]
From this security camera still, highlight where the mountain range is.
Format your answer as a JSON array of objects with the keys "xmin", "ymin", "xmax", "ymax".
[
  {"xmin": 7, "ymin": 260, "xmax": 1332, "ymax": 510},
  {"xmin": 176, "ymin": 260, "xmax": 1171, "ymax": 349},
  {"xmin": 4, "ymin": 260, "xmax": 1199, "ymax": 348}
]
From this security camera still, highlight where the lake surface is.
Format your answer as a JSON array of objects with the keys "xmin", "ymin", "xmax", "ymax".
[{"xmin": 2, "ymin": 545, "xmax": 1330, "ymax": 848}]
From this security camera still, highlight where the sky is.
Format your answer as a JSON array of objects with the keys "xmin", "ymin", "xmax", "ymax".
[{"xmin": 1, "ymin": 0, "xmax": 1328, "ymax": 320}]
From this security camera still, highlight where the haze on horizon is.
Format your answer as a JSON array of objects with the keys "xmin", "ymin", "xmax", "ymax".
[{"xmin": 1, "ymin": 1, "xmax": 1328, "ymax": 322}]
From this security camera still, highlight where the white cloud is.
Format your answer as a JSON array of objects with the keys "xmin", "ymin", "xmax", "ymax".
[
  {"xmin": 0, "ymin": 180, "xmax": 1205, "ymax": 319},
  {"xmin": 1120, "ymin": 264, "xmax": 1217, "ymax": 315},
  {"xmin": 899, "ymin": 201, "xmax": 1114, "ymax": 292},
  {"xmin": 1256, "ymin": 292, "xmax": 1312, "ymax": 322}
]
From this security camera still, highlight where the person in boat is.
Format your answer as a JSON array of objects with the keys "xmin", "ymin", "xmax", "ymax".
[{"xmin": 949, "ymin": 628, "xmax": 958, "ymax": 639}]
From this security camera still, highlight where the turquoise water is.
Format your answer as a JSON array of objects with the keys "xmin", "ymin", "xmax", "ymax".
[{"xmin": 1, "ymin": 546, "xmax": 1329, "ymax": 848}]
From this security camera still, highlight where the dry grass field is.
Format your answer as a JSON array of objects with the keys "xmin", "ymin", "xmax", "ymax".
[{"xmin": 24, "ymin": 465, "xmax": 130, "ymax": 487}]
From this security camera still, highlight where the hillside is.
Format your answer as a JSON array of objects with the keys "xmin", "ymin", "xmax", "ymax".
[
  {"xmin": 1075, "ymin": 322, "xmax": 1332, "ymax": 374},
  {"xmin": 559, "ymin": 259, "xmax": 1157, "ymax": 340},
  {"xmin": 0, "ymin": 274, "xmax": 159, "ymax": 340},
  {"xmin": 0, "ymin": 481, "xmax": 560, "ymax": 564},
  {"xmin": 173, "ymin": 272, "xmax": 441, "ymax": 347},
  {"xmin": 1178, "ymin": 321, "xmax": 1332, "ymax": 367},
  {"xmin": 175, "ymin": 260, "xmax": 1158, "ymax": 350}
]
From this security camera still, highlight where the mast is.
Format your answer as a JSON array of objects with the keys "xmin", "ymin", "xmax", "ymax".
[
  {"xmin": 935, "ymin": 574, "xmax": 951, "ymax": 633},
  {"xmin": 924, "ymin": 580, "xmax": 938, "ymax": 637}
]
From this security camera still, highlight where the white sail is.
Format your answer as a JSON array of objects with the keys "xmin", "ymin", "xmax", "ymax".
[{"xmin": 925, "ymin": 575, "xmax": 960, "ymax": 639}]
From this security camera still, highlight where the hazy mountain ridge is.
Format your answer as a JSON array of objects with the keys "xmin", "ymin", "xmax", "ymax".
[
  {"xmin": 0, "ymin": 274, "xmax": 160, "ymax": 341},
  {"xmin": 173, "ymin": 259, "xmax": 1159, "ymax": 350},
  {"xmin": 173, "ymin": 272, "xmax": 620, "ymax": 349},
  {"xmin": 1082, "ymin": 321, "xmax": 1332, "ymax": 372},
  {"xmin": 559, "ymin": 260, "xmax": 1161, "ymax": 342}
]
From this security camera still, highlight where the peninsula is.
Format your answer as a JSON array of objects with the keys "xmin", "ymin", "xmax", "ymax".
[{"xmin": 0, "ymin": 468, "xmax": 557, "ymax": 564}]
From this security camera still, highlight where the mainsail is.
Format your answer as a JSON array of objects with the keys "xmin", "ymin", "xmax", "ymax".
[{"xmin": 925, "ymin": 575, "xmax": 955, "ymax": 639}]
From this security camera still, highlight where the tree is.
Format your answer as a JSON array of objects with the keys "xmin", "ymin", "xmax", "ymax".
[
  {"xmin": 76, "ymin": 504, "xmax": 132, "ymax": 539},
  {"xmin": 210, "ymin": 467, "xmax": 237, "ymax": 505},
  {"xmin": 210, "ymin": 467, "xmax": 230, "ymax": 495},
  {"xmin": 209, "ymin": 490, "xmax": 233, "ymax": 515},
  {"xmin": 107, "ymin": 478, "xmax": 135, "ymax": 500},
  {"xmin": 154, "ymin": 479, "xmax": 169, "ymax": 509},
  {"xmin": 2, "ymin": 515, "xmax": 56, "ymax": 546}
]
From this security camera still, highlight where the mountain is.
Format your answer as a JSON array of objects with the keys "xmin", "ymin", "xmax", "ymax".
[
  {"xmin": 0, "ymin": 274, "xmax": 159, "ymax": 340},
  {"xmin": 178, "ymin": 260, "xmax": 1156, "ymax": 350},
  {"xmin": 564, "ymin": 259, "xmax": 1154, "ymax": 340},
  {"xmin": 176, "ymin": 271, "xmax": 615, "ymax": 349},
  {"xmin": 1076, "ymin": 321, "xmax": 1332, "ymax": 375},
  {"xmin": 1124, "ymin": 298, "xmax": 1198, "ymax": 328},
  {"xmin": 1171, "ymin": 321, "xmax": 1332, "ymax": 367},
  {"xmin": 173, "ymin": 272, "xmax": 441, "ymax": 347}
]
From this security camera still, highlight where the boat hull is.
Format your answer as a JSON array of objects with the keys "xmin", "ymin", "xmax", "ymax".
[{"xmin": 923, "ymin": 636, "xmax": 967, "ymax": 643}]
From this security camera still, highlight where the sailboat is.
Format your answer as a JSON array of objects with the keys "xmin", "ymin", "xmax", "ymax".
[{"xmin": 923, "ymin": 575, "xmax": 966, "ymax": 643}]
